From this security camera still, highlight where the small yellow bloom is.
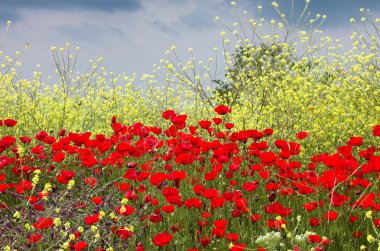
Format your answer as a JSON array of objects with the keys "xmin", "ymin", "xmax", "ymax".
[
  {"xmin": 99, "ymin": 210, "xmax": 105, "ymax": 219},
  {"xmin": 67, "ymin": 179, "xmax": 75, "ymax": 190},
  {"xmin": 64, "ymin": 222, "xmax": 71, "ymax": 229},
  {"xmin": 69, "ymin": 234, "xmax": 76, "ymax": 240},
  {"xmin": 63, "ymin": 242, "xmax": 70, "ymax": 249},
  {"xmin": 13, "ymin": 211, "xmax": 21, "ymax": 219},
  {"xmin": 119, "ymin": 206, "xmax": 126, "ymax": 214},
  {"xmin": 54, "ymin": 218, "xmax": 61, "ymax": 227},
  {"xmin": 366, "ymin": 210, "xmax": 373, "ymax": 219},
  {"xmin": 44, "ymin": 183, "xmax": 52, "ymax": 191},
  {"xmin": 367, "ymin": 234, "xmax": 375, "ymax": 243},
  {"xmin": 77, "ymin": 226, "xmax": 84, "ymax": 233}
]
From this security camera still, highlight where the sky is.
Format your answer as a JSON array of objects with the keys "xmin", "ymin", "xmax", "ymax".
[{"xmin": 0, "ymin": 0, "xmax": 379, "ymax": 82}]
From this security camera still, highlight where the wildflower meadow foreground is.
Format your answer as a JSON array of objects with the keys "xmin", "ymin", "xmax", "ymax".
[
  {"xmin": 1, "ymin": 106, "xmax": 380, "ymax": 250},
  {"xmin": 2, "ymin": 0, "xmax": 380, "ymax": 250}
]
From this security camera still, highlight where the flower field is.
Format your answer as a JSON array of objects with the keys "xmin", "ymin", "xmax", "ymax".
[
  {"xmin": 1, "ymin": 107, "xmax": 380, "ymax": 250},
  {"xmin": 1, "ymin": 0, "xmax": 380, "ymax": 250}
]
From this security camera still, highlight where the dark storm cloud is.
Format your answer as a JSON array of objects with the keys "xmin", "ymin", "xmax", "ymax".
[{"xmin": 0, "ymin": 0, "xmax": 141, "ymax": 22}]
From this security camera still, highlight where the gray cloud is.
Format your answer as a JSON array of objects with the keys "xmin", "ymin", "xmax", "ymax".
[{"xmin": 0, "ymin": 0, "xmax": 141, "ymax": 22}]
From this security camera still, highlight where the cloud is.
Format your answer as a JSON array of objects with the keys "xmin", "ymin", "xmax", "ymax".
[
  {"xmin": 239, "ymin": 0, "xmax": 380, "ymax": 28},
  {"xmin": 0, "ymin": 0, "xmax": 141, "ymax": 22},
  {"xmin": 1, "ymin": 0, "xmax": 141, "ymax": 12},
  {"xmin": 1, "ymin": 0, "xmax": 379, "ymax": 81}
]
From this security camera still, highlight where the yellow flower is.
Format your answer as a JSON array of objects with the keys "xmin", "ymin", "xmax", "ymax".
[
  {"xmin": 63, "ymin": 242, "xmax": 70, "ymax": 249},
  {"xmin": 64, "ymin": 222, "xmax": 71, "ymax": 229},
  {"xmin": 13, "ymin": 211, "xmax": 20, "ymax": 219},
  {"xmin": 99, "ymin": 210, "xmax": 105, "ymax": 219},
  {"xmin": 367, "ymin": 234, "xmax": 375, "ymax": 243},
  {"xmin": 366, "ymin": 210, "xmax": 373, "ymax": 219},
  {"xmin": 77, "ymin": 226, "xmax": 84, "ymax": 233},
  {"xmin": 54, "ymin": 218, "xmax": 61, "ymax": 227},
  {"xmin": 119, "ymin": 206, "xmax": 126, "ymax": 214},
  {"xmin": 67, "ymin": 179, "xmax": 75, "ymax": 190}
]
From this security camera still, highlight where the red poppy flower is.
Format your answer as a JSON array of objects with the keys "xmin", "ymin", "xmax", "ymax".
[
  {"xmin": 353, "ymin": 231, "xmax": 361, "ymax": 238},
  {"xmin": 251, "ymin": 214, "xmax": 261, "ymax": 223},
  {"xmin": 202, "ymin": 188, "xmax": 219, "ymax": 199},
  {"xmin": 296, "ymin": 131, "xmax": 308, "ymax": 139},
  {"xmin": 152, "ymin": 232, "xmax": 173, "ymax": 247},
  {"xmin": 28, "ymin": 233, "xmax": 41, "ymax": 243},
  {"xmin": 92, "ymin": 196, "xmax": 103, "ymax": 205},
  {"xmin": 16, "ymin": 180, "xmax": 33, "ymax": 194},
  {"xmin": 373, "ymin": 125, "xmax": 380, "ymax": 136},
  {"xmin": 225, "ymin": 123, "xmax": 234, "ymax": 129},
  {"xmin": 52, "ymin": 152, "xmax": 66, "ymax": 163},
  {"xmin": 150, "ymin": 172, "xmax": 167, "ymax": 186},
  {"xmin": 309, "ymin": 217, "xmax": 321, "ymax": 227},
  {"xmin": 34, "ymin": 217, "xmax": 53, "ymax": 229},
  {"xmin": 303, "ymin": 201, "xmax": 319, "ymax": 212},
  {"xmin": 263, "ymin": 128, "xmax": 274, "ymax": 135},
  {"xmin": 373, "ymin": 218, "xmax": 380, "ymax": 227},
  {"xmin": 212, "ymin": 227, "xmax": 226, "ymax": 238},
  {"xmin": 74, "ymin": 241, "xmax": 87, "ymax": 251},
  {"xmin": 323, "ymin": 211, "xmax": 339, "ymax": 221},
  {"xmin": 199, "ymin": 120, "xmax": 212, "ymax": 129},
  {"xmin": 84, "ymin": 213, "xmax": 100, "ymax": 225},
  {"xmin": 20, "ymin": 136, "xmax": 32, "ymax": 144},
  {"xmin": 265, "ymin": 202, "xmax": 292, "ymax": 216},
  {"xmin": 214, "ymin": 105, "xmax": 231, "ymax": 115},
  {"xmin": 230, "ymin": 243, "xmax": 246, "ymax": 251},
  {"xmin": 213, "ymin": 219, "xmax": 228, "ymax": 229},
  {"xmin": 33, "ymin": 204, "xmax": 45, "ymax": 211},
  {"xmin": 184, "ymin": 198, "xmax": 202, "ymax": 209},
  {"xmin": 347, "ymin": 136, "xmax": 363, "ymax": 146},
  {"xmin": 116, "ymin": 205, "xmax": 135, "ymax": 216},
  {"xmin": 162, "ymin": 204, "xmax": 175, "ymax": 213},
  {"xmin": 162, "ymin": 110, "xmax": 176, "ymax": 120},
  {"xmin": 226, "ymin": 233, "xmax": 239, "ymax": 242},
  {"xmin": 4, "ymin": 119, "xmax": 17, "ymax": 127},
  {"xmin": 213, "ymin": 117, "xmax": 223, "ymax": 125},
  {"xmin": 349, "ymin": 215, "xmax": 359, "ymax": 223},
  {"xmin": 309, "ymin": 234, "xmax": 322, "ymax": 243},
  {"xmin": 242, "ymin": 181, "xmax": 259, "ymax": 192}
]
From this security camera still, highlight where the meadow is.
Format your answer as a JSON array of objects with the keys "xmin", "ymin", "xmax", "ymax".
[{"xmin": 1, "ymin": 1, "xmax": 380, "ymax": 250}]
